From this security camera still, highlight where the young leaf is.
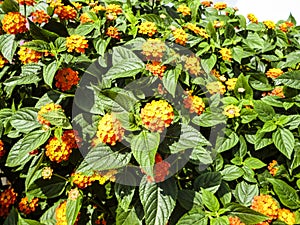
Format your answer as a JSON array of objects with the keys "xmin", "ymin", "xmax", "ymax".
[{"xmin": 176, "ymin": 207, "xmax": 208, "ymax": 225}]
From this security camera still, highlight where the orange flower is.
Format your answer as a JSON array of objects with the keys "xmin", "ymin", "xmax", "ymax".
[
  {"xmin": 80, "ymin": 12, "xmax": 94, "ymax": 23},
  {"xmin": 138, "ymin": 21, "xmax": 157, "ymax": 37},
  {"xmin": 140, "ymin": 100, "xmax": 174, "ymax": 132},
  {"xmin": 0, "ymin": 188, "xmax": 17, "ymax": 208},
  {"xmin": 106, "ymin": 26, "xmax": 121, "ymax": 39},
  {"xmin": 206, "ymin": 81, "xmax": 226, "ymax": 95},
  {"xmin": 277, "ymin": 208, "xmax": 295, "ymax": 225},
  {"xmin": 146, "ymin": 153, "xmax": 171, "ymax": 183},
  {"xmin": 173, "ymin": 28, "xmax": 188, "ymax": 46},
  {"xmin": 47, "ymin": 0, "xmax": 63, "ymax": 7},
  {"xmin": 211, "ymin": 69, "xmax": 226, "ymax": 82},
  {"xmin": 177, "ymin": 4, "xmax": 191, "ymax": 16},
  {"xmin": 214, "ymin": 2, "xmax": 227, "ymax": 10},
  {"xmin": 0, "ymin": 55, "xmax": 8, "ymax": 68},
  {"xmin": 184, "ymin": 56, "xmax": 201, "ymax": 76},
  {"xmin": 17, "ymin": 0, "xmax": 35, "ymax": 5},
  {"xmin": 247, "ymin": 13, "xmax": 258, "ymax": 23},
  {"xmin": 55, "ymin": 68, "xmax": 80, "ymax": 91},
  {"xmin": 91, "ymin": 5, "xmax": 106, "ymax": 13},
  {"xmin": 201, "ymin": 1, "xmax": 212, "ymax": 7},
  {"xmin": 106, "ymin": 4, "xmax": 122, "ymax": 14},
  {"xmin": 37, "ymin": 103, "xmax": 62, "ymax": 126},
  {"xmin": 263, "ymin": 20, "xmax": 276, "ymax": 29},
  {"xmin": 66, "ymin": 35, "xmax": 89, "ymax": 53},
  {"xmin": 96, "ymin": 113, "xmax": 124, "ymax": 146},
  {"xmin": 146, "ymin": 61, "xmax": 167, "ymax": 79},
  {"xmin": 72, "ymin": 173, "xmax": 93, "ymax": 189},
  {"xmin": 18, "ymin": 47, "xmax": 43, "ymax": 64},
  {"xmin": 1, "ymin": 12, "xmax": 28, "ymax": 34},
  {"xmin": 185, "ymin": 23, "xmax": 209, "ymax": 38},
  {"xmin": 279, "ymin": 21, "xmax": 294, "ymax": 32},
  {"xmin": 0, "ymin": 140, "xmax": 5, "ymax": 157},
  {"xmin": 45, "ymin": 130, "xmax": 78, "ymax": 163},
  {"xmin": 183, "ymin": 91, "xmax": 205, "ymax": 115},
  {"xmin": 268, "ymin": 87, "xmax": 285, "ymax": 98},
  {"xmin": 54, "ymin": 5, "xmax": 77, "ymax": 20},
  {"xmin": 268, "ymin": 160, "xmax": 278, "ymax": 176},
  {"xmin": 72, "ymin": 2, "xmax": 82, "ymax": 9},
  {"xmin": 251, "ymin": 194, "xmax": 279, "ymax": 220},
  {"xmin": 266, "ymin": 68, "xmax": 284, "ymax": 79},
  {"xmin": 19, "ymin": 197, "xmax": 39, "ymax": 214},
  {"xmin": 30, "ymin": 10, "xmax": 50, "ymax": 24},
  {"xmin": 229, "ymin": 216, "xmax": 245, "ymax": 225},
  {"xmin": 142, "ymin": 38, "xmax": 166, "ymax": 61},
  {"xmin": 219, "ymin": 48, "xmax": 232, "ymax": 61}
]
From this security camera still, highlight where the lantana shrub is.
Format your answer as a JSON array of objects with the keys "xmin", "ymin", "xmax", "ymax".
[{"xmin": 0, "ymin": 0, "xmax": 300, "ymax": 224}]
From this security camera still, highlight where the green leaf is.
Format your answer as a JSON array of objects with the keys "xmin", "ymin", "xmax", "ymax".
[
  {"xmin": 244, "ymin": 157, "xmax": 266, "ymax": 169},
  {"xmin": 18, "ymin": 216, "xmax": 44, "ymax": 225},
  {"xmin": 40, "ymin": 201, "xmax": 62, "ymax": 224},
  {"xmin": 4, "ymin": 208, "xmax": 18, "ymax": 225},
  {"xmin": 162, "ymin": 66, "xmax": 180, "ymax": 97},
  {"xmin": 267, "ymin": 178, "xmax": 300, "ymax": 209},
  {"xmin": 249, "ymin": 73, "xmax": 273, "ymax": 91},
  {"xmin": 226, "ymin": 203, "xmax": 269, "ymax": 224},
  {"xmin": 253, "ymin": 100, "xmax": 275, "ymax": 122},
  {"xmin": 41, "ymin": 109, "xmax": 71, "ymax": 128},
  {"xmin": 177, "ymin": 190, "xmax": 202, "ymax": 210},
  {"xmin": 192, "ymin": 111, "xmax": 226, "ymax": 127},
  {"xmin": 23, "ymin": 40, "xmax": 50, "ymax": 52},
  {"xmin": 234, "ymin": 181, "xmax": 259, "ymax": 206},
  {"xmin": 176, "ymin": 207, "xmax": 207, "ymax": 225},
  {"xmin": 234, "ymin": 74, "xmax": 253, "ymax": 100},
  {"xmin": 43, "ymin": 61, "xmax": 58, "ymax": 87},
  {"xmin": 115, "ymin": 183, "xmax": 135, "ymax": 211},
  {"xmin": 77, "ymin": 144, "xmax": 132, "ymax": 172},
  {"xmin": 29, "ymin": 20, "xmax": 59, "ymax": 42},
  {"xmin": 217, "ymin": 181, "xmax": 232, "ymax": 206},
  {"xmin": 201, "ymin": 54, "xmax": 217, "ymax": 74},
  {"xmin": 66, "ymin": 191, "xmax": 82, "ymax": 225},
  {"xmin": 232, "ymin": 47, "xmax": 253, "ymax": 64},
  {"xmin": 1, "ymin": 0, "xmax": 19, "ymax": 13},
  {"xmin": 190, "ymin": 146, "xmax": 213, "ymax": 165},
  {"xmin": 243, "ymin": 32, "xmax": 264, "ymax": 50},
  {"xmin": 210, "ymin": 216, "xmax": 229, "ymax": 225},
  {"xmin": 254, "ymin": 131, "xmax": 273, "ymax": 150},
  {"xmin": 116, "ymin": 207, "xmax": 142, "ymax": 225},
  {"xmin": 201, "ymin": 188, "xmax": 220, "ymax": 212},
  {"xmin": 27, "ymin": 174, "xmax": 67, "ymax": 199},
  {"xmin": 94, "ymin": 37, "xmax": 111, "ymax": 56},
  {"xmin": 260, "ymin": 121, "xmax": 277, "ymax": 133},
  {"xmin": 0, "ymin": 34, "xmax": 18, "ymax": 63},
  {"xmin": 220, "ymin": 165, "xmax": 244, "ymax": 181},
  {"xmin": 276, "ymin": 71, "xmax": 300, "ymax": 89},
  {"xmin": 6, "ymin": 130, "xmax": 51, "ymax": 167},
  {"xmin": 216, "ymin": 132, "xmax": 239, "ymax": 153},
  {"xmin": 291, "ymin": 144, "xmax": 300, "ymax": 171},
  {"xmin": 272, "ymin": 128, "xmax": 295, "ymax": 159},
  {"xmin": 225, "ymin": 24, "xmax": 235, "ymax": 39},
  {"xmin": 131, "ymin": 131, "xmax": 160, "ymax": 177},
  {"xmin": 4, "ymin": 74, "xmax": 41, "ymax": 87},
  {"xmin": 10, "ymin": 108, "xmax": 41, "ymax": 133},
  {"xmin": 194, "ymin": 172, "xmax": 222, "ymax": 193},
  {"xmin": 75, "ymin": 23, "xmax": 96, "ymax": 35},
  {"xmin": 139, "ymin": 177, "xmax": 177, "ymax": 225},
  {"xmin": 105, "ymin": 60, "xmax": 144, "ymax": 80}
]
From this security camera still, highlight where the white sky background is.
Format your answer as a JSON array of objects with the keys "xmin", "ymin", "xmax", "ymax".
[{"xmin": 212, "ymin": 0, "xmax": 300, "ymax": 24}]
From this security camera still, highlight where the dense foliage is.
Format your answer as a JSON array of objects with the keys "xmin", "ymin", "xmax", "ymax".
[{"xmin": 0, "ymin": 0, "xmax": 300, "ymax": 224}]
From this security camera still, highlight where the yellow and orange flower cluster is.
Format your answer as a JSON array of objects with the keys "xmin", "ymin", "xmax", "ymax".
[
  {"xmin": 213, "ymin": 2, "xmax": 227, "ymax": 10},
  {"xmin": 177, "ymin": 4, "xmax": 191, "ymax": 16},
  {"xmin": 138, "ymin": 21, "xmax": 157, "ymax": 37},
  {"xmin": 185, "ymin": 23, "xmax": 209, "ymax": 39},
  {"xmin": 247, "ymin": 13, "xmax": 258, "ymax": 23},
  {"xmin": 1, "ymin": 12, "xmax": 28, "ymax": 34},
  {"xmin": 206, "ymin": 81, "xmax": 226, "ymax": 95},
  {"xmin": 142, "ymin": 39, "xmax": 166, "ymax": 61},
  {"xmin": 18, "ymin": 197, "xmax": 39, "ymax": 215},
  {"xmin": 0, "ymin": 140, "xmax": 5, "ymax": 157},
  {"xmin": 268, "ymin": 87, "xmax": 285, "ymax": 98},
  {"xmin": 184, "ymin": 56, "xmax": 201, "ymax": 76},
  {"xmin": 266, "ymin": 68, "xmax": 284, "ymax": 79},
  {"xmin": 106, "ymin": 26, "xmax": 121, "ymax": 39},
  {"xmin": 146, "ymin": 61, "xmax": 167, "ymax": 79},
  {"xmin": 54, "ymin": 5, "xmax": 77, "ymax": 20},
  {"xmin": 18, "ymin": 47, "xmax": 43, "ymax": 64},
  {"xmin": 55, "ymin": 68, "xmax": 80, "ymax": 91},
  {"xmin": 37, "ymin": 103, "xmax": 62, "ymax": 126},
  {"xmin": 146, "ymin": 153, "xmax": 171, "ymax": 183},
  {"xmin": 211, "ymin": 69, "xmax": 226, "ymax": 82},
  {"xmin": 105, "ymin": 4, "xmax": 122, "ymax": 20},
  {"xmin": 219, "ymin": 48, "xmax": 232, "ymax": 61},
  {"xmin": 173, "ymin": 28, "xmax": 188, "ymax": 46},
  {"xmin": 30, "ymin": 10, "xmax": 50, "ymax": 24},
  {"xmin": 17, "ymin": 0, "xmax": 35, "ymax": 6},
  {"xmin": 0, "ymin": 55, "xmax": 8, "ymax": 68},
  {"xmin": 80, "ymin": 13, "xmax": 94, "ymax": 23},
  {"xmin": 200, "ymin": 1, "xmax": 212, "ymax": 7},
  {"xmin": 278, "ymin": 208, "xmax": 296, "ymax": 225},
  {"xmin": 56, "ymin": 201, "xmax": 79, "ymax": 225},
  {"xmin": 214, "ymin": 20, "xmax": 224, "ymax": 28},
  {"xmin": 96, "ymin": 113, "xmax": 124, "ymax": 146},
  {"xmin": 263, "ymin": 20, "xmax": 276, "ymax": 30},
  {"xmin": 279, "ymin": 21, "xmax": 294, "ymax": 32},
  {"xmin": 228, "ymin": 216, "xmax": 245, "ymax": 225},
  {"xmin": 251, "ymin": 194, "xmax": 279, "ymax": 221},
  {"xmin": 66, "ymin": 35, "xmax": 89, "ymax": 53},
  {"xmin": 268, "ymin": 160, "xmax": 279, "ymax": 176},
  {"xmin": 45, "ymin": 130, "xmax": 78, "ymax": 163},
  {"xmin": 47, "ymin": 0, "xmax": 63, "ymax": 7},
  {"xmin": 223, "ymin": 105, "xmax": 240, "ymax": 118},
  {"xmin": 140, "ymin": 100, "xmax": 174, "ymax": 132},
  {"xmin": 183, "ymin": 91, "xmax": 205, "ymax": 115},
  {"xmin": 0, "ymin": 188, "xmax": 17, "ymax": 217},
  {"xmin": 225, "ymin": 78, "xmax": 238, "ymax": 91}
]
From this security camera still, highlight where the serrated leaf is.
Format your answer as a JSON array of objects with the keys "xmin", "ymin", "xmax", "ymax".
[
  {"xmin": 210, "ymin": 216, "xmax": 229, "ymax": 225},
  {"xmin": 139, "ymin": 177, "xmax": 177, "ymax": 225},
  {"xmin": 10, "ymin": 108, "xmax": 41, "ymax": 133},
  {"xmin": 116, "ymin": 207, "xmax": 142, "ymax": 225},
  {"xmin": 216, "ymin": 132, "xmax": 239, "ymax": 153},
  {"xmin": 201, "ymin": 54, "xmax": 217, "ymax": 74},
  {"xmin": 162, "ymin": 66, "xmax": 180, "ymax": 97},
  {"xmin": 29, "ymin": 20, "xmax": 59, "ymax": 42},
  {"xmin": 0, "ymin": 34, "xmax": 18, "ymax": 63},
  {"xmin": 42, "ymin": 109, "xmax": 71, "ymax": 128},
  {"xmin": 3, "ymin": 208, "xmax": 18, "ymax": 225},
  {"xmin": 234, "ymin": 181, "xmax": 259, "ymax": 206},
  {"xmin": 276, "ymin": 71, "xmax": 300, "ymax": 89},
  {"xmin": 115, "ymin": 183, "xmax": 135, "ymax": 211},
  {"xmin": 201, "ymin": 188, "xmax": 220, "ymax": 212},
  {"xmin": 23, "ymin": 40, "xmax": 50, "ymax": 52},
  {"xmin": 244, "ymin": 157, "xmax": 266, "ymax": 169},
  {"xmin": 253, "ymin": 100, "xmax": 275, "ymax": 122},
  {"xmin": 66, "ymin": 192, "xmax": 82, "ymax": 225},
  {"xmin": 105, "ymin": 60, "xmax": 144, "ymax": 80},
  {"xmin": 43, "ymin": 61, "xmax": 58, "ymax": 87},
  {"xmin": 217, "ymin": 181, "xmax": 232, "ymax": 206},
  {"xmin": 176, "ymin": 207, "xmax": 207, "ymax": 225},
  {"xmin": 177, "ymin": 190, "xmax": 202, "ymax": 210},
  {"xmin": 194, "ymin": 172, "xmax": 222, "ymax": 193},
  {"xmin": 234, "ymin": 74, "xmax": 253, "ymax": 100},
  {"xmin": 272, "ymin": 128, "xmax": 295, "ymax": 159},
  {"xmin": 220, "ymin": 165, "xmax": 244, "ymax": 181},
  {"xmin": 192, "ymin": 111, "xmax": 226, "ymax": 127},
  {"xmin": 249, "ymin": 73, "xmax": 273, "ymax": 91},
  {"xmin": 1, "ymin": 0, "xmax": 19, "ymax": 13}
]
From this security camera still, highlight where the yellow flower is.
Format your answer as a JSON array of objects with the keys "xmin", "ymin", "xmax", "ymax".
[
  {"xmin": 206, "ymin": 81, "xmax": 226, "ymax": 95},
  {"xmin": 184, "ymin": 56, "xmax": 201, "ymax": 76},
  {"xmin": 223, "ymin": 105, "xmax": 240, "ymax": 118},
  {"xmin": 31, "ymin": 10, "xmax": 50, "ymax": 24},
  {"xmin": 219, "ymin": 48, "xmax": 232, "ymax": 61},
  {"xmin": 268, "ymin": 160, "xmax": 278, "ymax": 176},
  {"xmin": 250, "ymin": 194, "xmax": 279, "ymax": 220},
  {"xmin": 229, "ymin": 216, "xmax": 245, "ymax": 225},
  {"xmin": 183, "ymin": 91, "xmax": 205, "ymax": 115},
  {"xmin": 71, "ymin": 173, "xmax": 93, "ymax": 189},
  {"xmin": 72, "ymin": 2, "xmax": 82, "ymax": 9},
  {"xmin": 42, "ymin": 167, "xmax": 53, "ymax": 179},
  {"xmin": 66, "ymin": 35, "xmax": 89, "ymax": 53},
  {"xmin": 54, "ymin": 5, "xmax": 77, "ymax": 20},
  {"xmin": 0, "ymin": 55, "xmax": 8, "ymax": 68},
  {"xmin": 146, "ymin": 61, "xmax": 167, "ymax": 79},
  {"xmin": 213, "ymin": 2, "xmax": 227, "ymax": 10},
  {"xmin": 268, "ymin": 86, "xmax": 285, "ymax": 98},
  {"xmin": 140, "ymin": 100, "xmax": 174, "ymax": 132},
  {"xmin": 80, "ymin": 12, "xmax": 94, "ymax": 23},
  {"xmin": 278, "ymin": 208, "xmax": 296, "ymax": 225},
  {"xmin": 265, "ymin": 68, "xmax": 284, "ymax": 79},
  {"xmin": 47, "ymin": 0, "xmax": 62, "ymax": 7},
  {"xmin": 106, "ymin": 26, "xmax": 121, "ymax": 39},
  {"xmin": 142, "ymin": 39, "xmax": 166, "ymax": 61},
  {"xmin": 1, "ymin": 12, "xmax": 28, "ymax": 34},
  {"xmin": 185, "ymin": 23, "xmax": 209, "ymax": 38},
  {"xmin": 55, "ymin": 201, "xmax": 67, "ymax": 225},
  {"xmin": 96, "ymin": 113, "xmax": 124, "ymax": 146},
  {"xmin": 138, "ymin": 21, "xmax": 157, "ymax": 37},
  {"xmin": 247, "ymin": 13, "xmax": 258, "ymax": 23},
  {"xmin": 37, "ymin": 103, "xmax": 62, "ymax": 126},
  {"xmin": 263, "ymin": 20, "xmax": 276, "ymax": 29},
  {"xmin": 177, "ymin": 4, "xmax": 191, "ymax": 16},
  {"xmin": 213, "ymin": 20, "xmax": 224, "ymax": 28},
  {"xmin": 173, "ymin": 28, "xmax": 188, "ymax": 46},
  {"xmin": 18, "ymin": 197, "xmax": 39, "ymax": 215},
  {"xmin": 225, "ymin": 78, "xmax": 238, "ymax": 91},
  {"xmin": 91, "ymin": 5, "xmax": 106, "ymax": 13},
  {"xmin": 105, "ymin": 4, "xmax": 122, "ymax": 15},
  {"xmin": 279, "ymin": 21, "xmax": 294, "ymax": 32},
  {"xmin": 18, "ymin": 47, "xmax": 43, "ymax": 64}
]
